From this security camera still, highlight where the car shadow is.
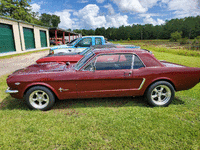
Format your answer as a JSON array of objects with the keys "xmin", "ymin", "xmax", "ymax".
[
  {"xmin": 172, "ymin": 97, "xmax": 185, "ymax": 105},
  {"xmin": 0, "ymin": 95, "xmax": 185, "ymax": 110}
]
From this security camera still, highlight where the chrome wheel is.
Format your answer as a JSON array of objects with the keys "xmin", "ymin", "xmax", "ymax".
[
  {"xmin": 151, "ymin": 85, "xmax": 171, "ymax": 105},
  {"xmin": 29, "ymin": 90, "xmax": 50, "ymax": 109}
]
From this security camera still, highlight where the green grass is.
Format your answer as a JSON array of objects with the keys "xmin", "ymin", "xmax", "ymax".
[
  {"xmin": 0, "ymin": 49, "xmax": 200, "ymax": 149},
  {"xmin": 113, "ymin": 40, "xmax": 200, "ymax": 57},
  {"xmin": 0, "ymin": 49, "xmax": 49, "ymax": 60}
]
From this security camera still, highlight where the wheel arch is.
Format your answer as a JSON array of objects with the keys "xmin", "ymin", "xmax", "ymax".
[
  {"xmin": 23, "ymin": 83, "xmax": 59, "ymax": 100},
  {"xmin": 144, "ymin": 78, "xmax": 176, "ymax": 94}
]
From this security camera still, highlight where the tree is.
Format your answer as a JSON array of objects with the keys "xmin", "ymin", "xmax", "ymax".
[
  {"xmin": 0, "ymin": 0, "xmax": 32, "ymax": 22},
  {"xmin": 170, "ymin": 31, "xmax": 182, "ymax": 42},
  {"xmin": 40, "ymin": 13, "xmax": 52, "ymax": 27},
  {"xmin": 39, "ymin": 13, "xmax": 60, "ymax": 27},
  {"xmin": 51, "ymin": 15, "xmax": 60, "ymax": 27}
]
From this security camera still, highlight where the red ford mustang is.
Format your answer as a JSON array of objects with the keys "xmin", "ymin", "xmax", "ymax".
[{"xmin": 6, "ymin": 48, "xmax": 200, "ymax": 110}]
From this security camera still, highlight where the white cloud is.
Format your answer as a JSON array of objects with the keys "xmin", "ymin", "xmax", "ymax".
[
  {"xmin": 72, "ymin": 4, "xmax": 129, "ymax": 29},
  {"xmin": 161, "ymin": 0, "xmax": 170, "ymax": 3},
  {"xmin": 74, "ymin": 4, "xmax": 107, "ymax": 28},
  {"xmin": 30, "ymin": 3, "xmax": 41, "ymax": 12},
  {"xmin": 112, "ymin": 0, "xmax": 147, "ymax": 13},
  {"xmin": 138, "ymin": 13, "xmax": 165, "ymax": 25},
  {"xmin": 105, "ymin": 14, "xmax": 129, "ymax": 28},
  {"xmin": 55, "ymin": 9, "xmax": 76, "ymax": 29},
  {"xmin": 38, "ymin": 1, "xmax": 46, "ymax": 5},
  {"xmin": 139, "ymin": 13, "xmax": 162, "ymax": 18},
  {"xmin": 143, "ymin": 15, "xmax": 165, "ymax": 25},
  {"xmin": 139, "ymin": 0, "xmax": 159, "ymax": 9},
  {"xmin": 104, "ymin": 4, "xmax": 115, "ymax": 15},
  {"xmin": 157, "ymin": 18, "xmax": 165, "ymax": 25},
  {"xmin": 96, "ymin": 0, "xmax": 105, "ymax": 3},
  {"xmin": 168, "ymin": 0, "xmax": 200, "ymax": 18},
  {"xmin": 77, "ymin": 0, "xmax": 89, "ymax": 3},
  {"xmin": 112, "ymin": 0, "xmax": 162, "ymax": 13}
]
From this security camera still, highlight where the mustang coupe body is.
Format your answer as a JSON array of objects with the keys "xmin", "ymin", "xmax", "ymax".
[{"xmin": 6, "ymin": 48, "xmax": 200, "ymax": 110}]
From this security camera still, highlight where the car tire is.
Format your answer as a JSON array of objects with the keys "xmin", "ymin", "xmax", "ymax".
[
  {"xmin": 145, "ymin": 81, "xmax": 175, "ymax": 107},
  {"xmin": 25, "ymin": 86, "xmax": 55, "ymax": 111}
]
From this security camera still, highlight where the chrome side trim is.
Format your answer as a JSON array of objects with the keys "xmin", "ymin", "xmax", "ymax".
[
  {"xmin": 5, "ymin": 87, "xmax": 18, "ymax": 93},
  {"xmin": 78, "ymin": 78, "xmax": 146, "ymax": 94},
  {"xmin": 138, "ymin": 78, "xmax": 146, "ymax": 90},
  {"xmin": 58, "ymin": 87, "xmax": 69, "ymax": 92}
]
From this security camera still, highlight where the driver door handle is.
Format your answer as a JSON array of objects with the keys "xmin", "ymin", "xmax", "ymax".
[{"xmin": 124, "ymin": 71, "xmax": 132, "ymax": 76}]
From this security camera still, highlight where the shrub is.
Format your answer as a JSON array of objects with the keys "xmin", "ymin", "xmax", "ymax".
[
  {"xmin": 192, "ymin": 38, "xmax": 199, "ymax": 45},
  {"xmin": 196, "ymin": 36, "xmax": 200, "ymax": 40},
  {"xmin": 127, "ymin": 38, "xmax": 130, "ymax": 41},
  {"xmin": 178, "ymin": 37, "xmax": 188, "ymax": 45},
  {"xmin": 170, "ymin": 31, "xmax": 182, "ymax": 42}
]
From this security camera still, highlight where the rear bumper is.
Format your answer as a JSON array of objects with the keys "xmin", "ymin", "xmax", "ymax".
[{"xmin": 5, "ymin": 87, "xmax": 18, "ymax": 94}]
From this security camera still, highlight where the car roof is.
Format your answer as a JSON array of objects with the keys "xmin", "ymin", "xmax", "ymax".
[
  {"xmin": 92, "ymin": 48, "xmax": 151, "ymax": 55},
  {"xmin": 83, "ymin": 36, "xmax": 104, "ymax": 38},
  {"xmin": 90, "ymin": 44, "xmax": 117, "ymax": 49}
]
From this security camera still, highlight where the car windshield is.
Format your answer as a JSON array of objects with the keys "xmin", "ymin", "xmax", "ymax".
[
  {"xmin": 67, "ymin": 37, "xmax": 81, "ymax": 46},
  {"xmin": 75, "ymin": 52, "xmax": 95, "ymax": 70},
  {"xmin": 79, "ymin": 47, "xmax": 92, "ymax": 55}
]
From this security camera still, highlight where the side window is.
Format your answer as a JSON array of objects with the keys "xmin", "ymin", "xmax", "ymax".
[
  {"xmin": 76, "ymin": 38, "xmax": 92, "ymax": 47},
  {"xmin": 95, "ymin": 38, "xmax": 102, "ymax": 45},
  {"xmin": 95, "ymin": 54, "xmax": 133, "ymax": 70},
  {"xmin": 84, "ymin": 59, "xmax": 95, "ymax": 71},
  {"xmin": 133, "ymin": 55, "xmax": 145, "ymax": 69}
]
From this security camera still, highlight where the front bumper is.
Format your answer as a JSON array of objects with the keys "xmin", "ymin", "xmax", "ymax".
[{"xmin": 5, "ymin": 87, "xmax": 18, "ymax": 93}]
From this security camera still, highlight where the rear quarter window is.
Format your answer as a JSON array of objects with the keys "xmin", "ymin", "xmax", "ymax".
[
  {"xmin": 95, "ymin": 38, "xmax": 102, "ymax": 45},
  {"xmin": 137, "ymin": 53, "xmax": 162, "ymax": 67},
  {"xmin": 134, "ymin": 55, "xmax": 145, "ymax": 69}
]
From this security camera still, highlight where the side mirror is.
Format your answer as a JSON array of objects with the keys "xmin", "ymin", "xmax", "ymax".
[{"xmin": 75, "ymin": 44, "xmax": 80, "ymax": 48}]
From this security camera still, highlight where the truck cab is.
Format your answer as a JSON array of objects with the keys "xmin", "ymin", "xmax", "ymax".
[{"xmin": 49, "ymin": 36, "xmax": 106, "ymax": 54}]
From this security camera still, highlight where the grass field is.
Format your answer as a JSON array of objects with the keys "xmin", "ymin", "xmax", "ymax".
[
  {"xmin": 0, "ymin": 42, "xmax": 200, "ymax": 149},
  {"xmin": 112, "ymin": 40, "xmax": 200, "ymax": 57}
]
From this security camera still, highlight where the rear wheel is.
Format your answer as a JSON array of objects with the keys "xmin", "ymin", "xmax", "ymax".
[
  {"xmin": 145, "ymin": 81, "xmax": 175, "ymax": 107},
  {"xmin": 25, "ymin": 86, "xmax": 55, "ymax": 111}
]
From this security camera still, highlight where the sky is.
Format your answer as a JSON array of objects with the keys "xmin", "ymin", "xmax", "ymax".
[{"xmin": 30, "ymin": 0, "xmax": 200, "ymax": 30}]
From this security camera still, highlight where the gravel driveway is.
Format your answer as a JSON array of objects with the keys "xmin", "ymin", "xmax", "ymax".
[{"xmin": 0, "ymin": 50, "xmax": 49, "ymax": 77}]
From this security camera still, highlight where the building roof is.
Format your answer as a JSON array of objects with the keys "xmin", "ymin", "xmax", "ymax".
[
  {"xmin": 0, "ymin": 16, "xmax": 80, "ymax": 36},
  {"xmin": 0, "ymin": 15, "xmax": 49, "ymax": 29},
  {"xmin": 49, "ymin": 27, "xmax": 79, "ymax": 36}
]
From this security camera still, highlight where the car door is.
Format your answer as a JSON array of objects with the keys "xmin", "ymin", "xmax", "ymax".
[{"xmin": 76, "ymin": 53, "xmax": 144, "ymax": 98}]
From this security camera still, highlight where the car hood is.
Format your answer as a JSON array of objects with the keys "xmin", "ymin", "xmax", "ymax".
[
  {"xmin": 50, "ymin": 45, "xmax": 73, "ymax": 50},
  {"xmin": 11, "ymin": 62, "xmax": 71, "ymax": 75}
]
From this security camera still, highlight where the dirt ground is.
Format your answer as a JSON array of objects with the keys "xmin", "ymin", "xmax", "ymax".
[{"xmin": 0, "ymin": 50, "xmax": 49, "ymax": 77}]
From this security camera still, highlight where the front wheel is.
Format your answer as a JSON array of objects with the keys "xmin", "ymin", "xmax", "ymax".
[
  {"xmin": 145, "ymin": 81, "xmax": 175, "ymax": 107},
  {"xmin": 25, "ymin": 86, "xmax": 55, "ymax": 111}
]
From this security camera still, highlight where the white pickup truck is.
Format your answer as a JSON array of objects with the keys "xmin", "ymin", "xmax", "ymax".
[{"xmin": 49, "ymin": 36, "xmax": 107, "ymax": 54}]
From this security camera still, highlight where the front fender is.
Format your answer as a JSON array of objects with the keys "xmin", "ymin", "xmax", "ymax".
[{"xmin": 22, "ymin": 82, "xmax": 60, "ymax": 99}]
